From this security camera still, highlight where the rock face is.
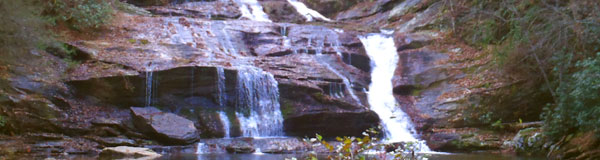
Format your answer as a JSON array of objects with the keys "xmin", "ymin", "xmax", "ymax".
[
  {"xmin": 130, "ymin": 107, "xmax": 199, "ymax": 145},
  {"xmin": 99, "ymin": 146, "xmax": 161, "ymax": 159}
]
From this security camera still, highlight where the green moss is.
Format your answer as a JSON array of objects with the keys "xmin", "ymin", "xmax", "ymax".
[
  {"xmin": 280, "ymin": 98, "xmax": 295, "ymax": 119},
  {"xmin": 411, "ymin": 89, "xmax": 423, "ymax": 96}
]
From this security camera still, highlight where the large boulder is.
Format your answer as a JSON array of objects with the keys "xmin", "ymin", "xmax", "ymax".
[
  {"xmin": 226, "ymin": 142, "xmax": 256, "ymax": 153},
  {"xmin": 280, "ymin": 83, "xmax": 380, "ymax": 138},
  {"xmin": 130, "ymin": 107, "xmax": 199, "ymax": 145},
  {"xmin": 99, "ymin": 146, "xmax": 161, "ymax": 159},
  {"xmin": 512, "ymin": 127, "xmax": 545, "ymax": 155}
]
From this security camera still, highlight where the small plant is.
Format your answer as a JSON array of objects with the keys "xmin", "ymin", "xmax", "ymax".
[
  {"xmin": 0, "ymin": 115, "xmax": 6, "ymax": 127},
  {"xmin": 303, "ymin": 127, "xmax": 422, "ymax": 160}
]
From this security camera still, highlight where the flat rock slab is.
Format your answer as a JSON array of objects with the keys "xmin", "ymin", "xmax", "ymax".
[
  {"xmin": 130, "ymin": 107, "xmax": 199, "ymax": 145},
  {"xmin": 100, "ymin": 146, "xmax": 161, "ymax": 159}
]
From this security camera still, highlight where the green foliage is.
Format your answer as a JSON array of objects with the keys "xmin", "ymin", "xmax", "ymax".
[
  {"xmin": 444, "ymin": 0, "xmax": 600, "ymax": 139},
  {"xmin": 44, "ymin": 0, "xmax": 114, "ymax": 30},
  {"xmin": 303, "ymin": 128, "xmax": 422, "ymax": 160},
  {"xmin": 0, "ymin": 115, "xmax": 6, "ymax": 128},
  {"xmin": 544, "ymin": 53, "xmax": 600, "ymax": 139}
]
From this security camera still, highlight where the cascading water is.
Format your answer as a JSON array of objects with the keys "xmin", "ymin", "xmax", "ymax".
[
  {"xmin": 215, "ymin": 67, "xmax": 232, "ymax": 138},
  {"xmin": 145, "ymin": 64, "xmax": 158, "ymax": 107},
  {"xmin": 312, "ymin": 33, "xmax": 362, "ymax": 105},
  {"xmin": 218, "ymin": 111, "xmax": 231, "ymax": 138},
  {"xmin": 216, "ymin": 67, "xmax": 227, "ymax": 107},
  {"xmin": 236, "ymin": 0, "xmax": 272, "ymax": 22},
  {"xmin": 234, "ymin": 67, "xmax": 284, "ymax": 137},
  {"xmin": 359, "ymin": 33, "xmax": 430, "ymax": 151},
  {"xmin": 145, "ymin": 71, "xmax": 153, "ymax": 107},
  {"xmin": 287, "ymin": 0, "xmax": 332, "ymax": 22}
]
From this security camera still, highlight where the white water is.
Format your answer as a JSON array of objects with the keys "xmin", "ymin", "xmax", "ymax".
[
  {"xmin": 216, "ymin": 67, "xmax": 227, "ymax": 107},
  {"xmin": 287, "ymin": 0, "xmax": 332, "ymax": 22},
  {"xmin": 145, "ymin": 64, "xmax": 158, "ymax": 107},
  {"xmin": 196, "ymin": 143, "xmax": 207, "ymax": 154},
  {"xmin": 145, "ymin": 71, "xmax": 153, "ymax": 107},
  {"xmin": 234, "ymin": 68, "xmax": 284, "ymax": 137},
  {"xmin": 237, "ymin": 0, "xmax": 272, "ymax": 22},
  {"xmin": 360, "ymin": 33, "xmax": 430, "ymax": 151},
  {"xmin": 217, "ymin": 111, "xmax": 231, "ymax": 138}
]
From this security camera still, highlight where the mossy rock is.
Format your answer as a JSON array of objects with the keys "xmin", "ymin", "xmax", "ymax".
[{"xmin": 512, "ymin": 127, "xmax": 546, "ymax": 155}]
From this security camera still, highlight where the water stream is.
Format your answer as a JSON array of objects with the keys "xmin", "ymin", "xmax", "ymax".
[
  {"xmin": 287, "ymin": 0, "xmax": 332, "ymax": 22},
  {"xmin": 236, "ymin": 0, "xmax": 272, "ymax": 22},
  {"xmin": 234, "ymin": 67, "xmax": 284, "ymax": 137},
  {"xmin": 217, "ymin": 111, "xmax": 231, "ymax": 138},
  {"xmin": 360, "ymin": 33, "xmax": 430, "ymax": 151}
]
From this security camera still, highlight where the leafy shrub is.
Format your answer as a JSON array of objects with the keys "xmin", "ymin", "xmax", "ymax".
[
  {"xmin": 44, "ymin": 0, "xmax": 114, "ymax": 30},
  {"xmin": 544, "ymin": 53, "xmax": 600, "ymax": 139}
]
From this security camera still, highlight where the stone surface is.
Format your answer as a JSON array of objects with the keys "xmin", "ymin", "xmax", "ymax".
[
  {"xmin": 99, "ymin": 146, "xmax": 161, "ymax": 159},
  {"xmin": 130, "ymin": 107, "xmax": 199, "ymax": 145},
  {"xmin": 226, "ymin": 142, "xmax": 256, "ymax": 153},
  {"xmin": 88, "ymin": 136, "xmax": 138, "ymax": 147}
]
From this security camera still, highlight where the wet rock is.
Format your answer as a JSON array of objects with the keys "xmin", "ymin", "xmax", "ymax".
[
  {"xmin": 130, "ymin": 107, "xmax": 199, "ymax": 145},
  {"xmin": 91, "ymin": 118, "xmax": 125, "ymax": 130},
  {"xmin": 31, "ymin": 138, "xmax": 100, "ymax": 155},
  {"xmin": 283, "ymin": 108, "xmax": 380, "ymax": 138},
  {"xmin": 512, "ymin": 127, "xmax": 545, "ymax": 155},
  {"xmin": 195, "ymin": 111, "xmax": 226, "ymax": 138},
  {"xmin": 25, "ymin": 133, "xmax": 66, "ymax": 141},
  {"xmin": 99, "ymin": 146, "xmax": 161, "ymax": 159},
  {"xmin": 88, "ymin": 136, "xmax": 137, "ymax": 147},
  {"xmin": 426, "ymin": 128, "xmax": 505, "ymax": 152},
  {"xmin": 226, "ymin": 142, "xmax": 255, "ymax": 153}
]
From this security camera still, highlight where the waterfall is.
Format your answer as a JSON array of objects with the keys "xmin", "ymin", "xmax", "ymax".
[
  {"xmin": 237, "ymin": 0, "xmax": 272, "ymax": 22},
  {"xmin": 218, "ymin": 111, "xmax": 231, "ymax": 138},
  {"xmin": 234, "ymin": 68, "xmax": 284, "ymax": 137},
  {"xmin": 359, "ymin": 33, "xmax": 430, "ymax": 151},
  {"xmin": 287, "ymin": 0, "xmax": 332, "ymax": 22},
  {"xmin": 281, "ymin": 25, "xmax": 291, "ymax": 47},
  {"xmin": 145, "ymin": 71, "xmax": 153, "ymax": 107},
  {"xmin": 216, "ymin": 67, "xmax": 227, "ymax": 107},
  {"xmin": 218, "ymin": 22, "xmax": 238, "ymax": 55},
  {"xmin": 216, "ymin": 67, "xmax": 231, "ymax": 138},
  {"xmin": 145, "ymin": 64, "xmax": 158, "ymax": 107}
]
